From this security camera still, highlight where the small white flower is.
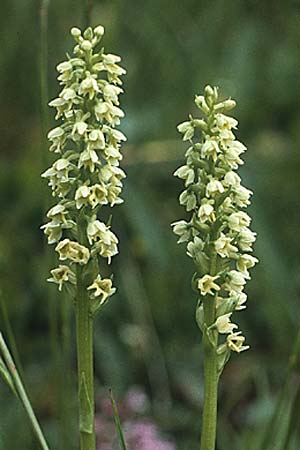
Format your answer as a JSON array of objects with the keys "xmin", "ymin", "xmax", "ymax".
[
  {"xmin": 225, "ymin": 270, "xmax": 247, "ymax": 294},
  {"xmin": 206, "ymin": 179, "xmax": 225, "ymax": 197},
  {"xmin": 103, "ymin": 84, "xmax": 123, "ymax": 104},
  {"xmin": 171, "ymin": 220, "xmax": 194, "ymax": 243},
  {"xmin": 47, "ymin": 127, "xmax": 65, "ymax": 153},
  {"xmin": 48, "ymin": 265, "xmax": 76, "ymax": 291},
  {"xmin": 174, "ymin": 165, "xmax": 195, "ymax": 185},
  {"xmin": 228, "ymin": 211, "xmax": 251, "ymax": 232},
  {"xmin": 233, "ymin": 185, "xmax": 253, "ymax": 207},
  {"xmin": 223, "ymin": 171, "xmax": 241, "ymax": 187},
  {"xmin": 88, "ymin": 184, "xmax": 108, "ymax": 208},
  {"xmin": 75, "ymin": 185, "xmax": 90, "ymax": 209},
  {"xmin": 88, "ymin": 129, "xmax": 105, "ymax": 149},
  {"xmin": 46, "ymin": 204, "xmax": 68, "ymax": 224},
  {"xmin": 186, "ymin": 236, "xmax": 204, "ymax": 258},
  {"xmin": 55, "ymin": 239, "xmax": 90, "ymax": 264},
  {"xmin": 95, "ymin": 101, "xmax": 124, "ymax": 125},
  {"xmin": 201, "ymin": 139, "xmax": 220, "ymax": 161},
  {"xmin": 41, "ymin": 221, "xmax": 62, "ymax": 244},
  {"xmin": 215, "ymin": 313, "xmax": 238, "ymax": 334},
  {"xmin": 72, "ymin": 121, "xmax": 88, "ymax": 139},
  {"xmin": 237, "ymin": 254, "xmax": 258, "ymax": 275},
  {"xmin": 198, "ymin": 203, "xmax": 215, "ymax": 223},
  {"xmin": 179, "ymin": 190, "xmax": 197, "ymax": 211},
  {"xmin": 198, "ymin": 274, "xmax": 220, "ymax": 296},
  {"xmin": 235, "ymin": 292, "xmax": 247, "ymax": 310},
  {"xmin": 78, "ymin": 149, "xmax": 99, "ymax": 172},
  {"xmin": 237, "ymin": 228, "xmax": 256, "ymax": 251},
  {"xmin": 79, "ymin": 73, "xmax": 99, "ymax": 99},
  {"xmin": 227, "ymin": 332, "xmax": 249, "ymax": 353},
  {"xmin": 87, "ymin": 275, "xmax": 116, "ymax": 305},
  {"xmin": 87, "ymin": 219, "xmax": 118, "ymax": 263},
  {"xmin": 223, "ymin": 141, "xmax": 246, "ymax": 168},
  {"xmin": 215, "ymin": 233, "xmax": 238, "ymax": 258},
  {"xmin": 177, "ymin": 121, "xmax": 194, "ymax": 141},
  {"xmin": 215, "ymin": 113, "xmax": 238, "ymax": 130}
]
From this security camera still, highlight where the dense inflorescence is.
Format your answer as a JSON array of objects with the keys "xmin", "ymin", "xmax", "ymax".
[
  {"xmin": 172, "ymin": 85, "xmax": 258, "ymax": 369},
  {"xmin": 42, "ymin": 25, "xmax": 126, "ymax": 313}
]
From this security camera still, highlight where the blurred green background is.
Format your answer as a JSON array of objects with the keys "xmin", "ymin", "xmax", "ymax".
[{"xmin": 1, "ymin": 0, "xmax": 300, "ymax": 449}]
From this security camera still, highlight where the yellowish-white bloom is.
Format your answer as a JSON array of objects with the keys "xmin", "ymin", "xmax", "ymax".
[
  {"xmin": 198, "ymin": 203, "xmax": 215, "ymax": 223},
  {"xmin": 174, "ymin": 85, "xmax": 258, "ymax": 364},
  {"xmin": 201, "ymin": 139, "xmax": 220, "ymax": 161},
  {"xmin": 237, "ymin": 254, "xmax": 258, "ymax": 276},
  {"xmin": 174, "ymin": 165, "xmax": 195, "ymax": 185},
  {"xmin": 206, "ymin": 179, "xmax": 225, "ymax": 198},
  {"xmin": 223, "ymin": 171, "xmax": 241, "ymax": 187},
  {"xmin": 55, "ymin": 239, "xmax": 90, "ymax": 265},
  {"xmin": 75, "ymin": 185, "xmax": 91, "ymax": 209},
  {"xmin": 215, "ymin": 233, "xmax": 238, "ymax": 258},
  {"xmin": 228, "ymin": 211, "xmax": 251, "ymax": 232},
  {"xmin": 198, "ymin": 275, "xmax": 220, "ymax": 296},
  {"xmin": 225, "ymin": 270, "xmax": 247, "ymax": 294},
  {"xmin": 237, "ymin": 228, "xmax": 257, "ymax": 251},
  {"xmin": 227, "ymin": 332, "xmax": 250, "ymax": 353},
  {"xmin": 215, "ymin": 313, "xmax": 238, "ymax": 334},
  {"xmin": 235, "ymin": 292, "xmax": 247, "ymax": 310},
  {"xmin": 48, "ymin": 265, "xmax": 76, "ymax": 291},
  {"xmin": 42, "ymin": 25, "xmax": 126, "ymax": 304},
  {"xmin": 87, "ymin": 275, "xmax": 116, "ymax": 305}
]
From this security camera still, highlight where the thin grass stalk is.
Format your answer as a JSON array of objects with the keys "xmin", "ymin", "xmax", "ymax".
[
  {"xmin": 109, "ymin": 389, "xmax": 128, "ymax": 450},
  {"xmin": 282, "ymin": 380, "xmax": 300, "ymax": 450},
  {"xmin": 259, "ymin": 329, "xmax": 300, "ymax": 450},
  {"xmin": 0, "ymin": 333, "xmax": 50, "ymax": 450}
]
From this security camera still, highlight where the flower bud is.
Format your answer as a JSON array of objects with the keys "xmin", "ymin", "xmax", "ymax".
[
  {"xmin": 81, "ymin": 40, "xmax": 93, "ymax": 51},
  {"xmin": 94, "ymin": 25, "xmax": 105, "ymax": 37},
  {"xmin": 83, "ymin": 27, "xmax": 93, "ymax": 40},
  {"xmin": 71, "ymin": 27, "xmax": 81, "ymax": 38}
]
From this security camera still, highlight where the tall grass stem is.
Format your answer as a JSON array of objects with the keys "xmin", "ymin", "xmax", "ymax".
[{"xmin": 0, "ymin": 333, "xmax": 50, "ymax": 450}]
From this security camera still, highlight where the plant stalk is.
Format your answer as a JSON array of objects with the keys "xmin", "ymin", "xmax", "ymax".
[
  {"xmin": 200, "ymin": 254, "xmax": 219, "ymax": 450},
  {"xmin": 75, "ymin": 220, "xmax": 96, "ymax": 450},
  {"xmin": 0, "ymin": 333, "xmax": 50, "ymax": 450}
]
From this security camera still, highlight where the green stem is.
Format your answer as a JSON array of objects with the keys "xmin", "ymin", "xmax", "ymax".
[
  {"xmin": 75, "ymin": 220, "xmax": 96, "ymax": 450},
  {"xmin": 200, "ymin": 254, "xmax": 219, "ymax": 450},
  {"xmin": 0, "ymin": 333, "xmax": 50, "ymax": 450}
]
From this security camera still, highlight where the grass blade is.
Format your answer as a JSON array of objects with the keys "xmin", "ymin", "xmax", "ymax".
[
  {"xmin": 0, "ymin": 332, "xmax": 50, "ymax": 450},
  {"xmin": 109, "ymin": 389, "xmax": 129, "ymax": 450}
]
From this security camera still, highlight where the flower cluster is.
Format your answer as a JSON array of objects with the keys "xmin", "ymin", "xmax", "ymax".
[
  {"xmin": 172, "ymin": 86, "xmax": 258, "ymax": 367},
  {"xmin": 42, "ymin": 25, "xmax": 126, "ymax": 312}
]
